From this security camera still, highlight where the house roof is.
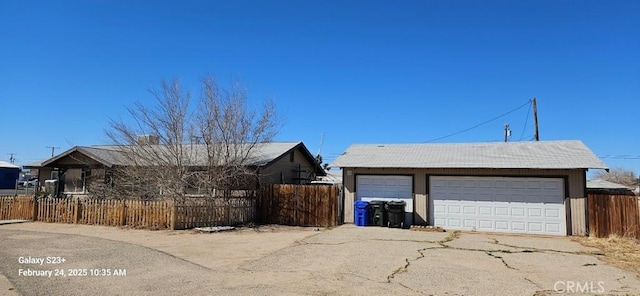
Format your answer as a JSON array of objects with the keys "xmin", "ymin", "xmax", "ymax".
[
  {"xmin": 319, "ymin": 169, "xmax": 343, "ymax": 184},
  {"xmin": 330, "ymin": 140, "xmax": 608, "ymax": 170},
  {"xmin": 36, "ymin": 142, "xmax": 326, "ymax": 175},
  {"xmin": 587, "ymin": 179, "xmax": 634, "ymax": 190},
  {"xmin": 23, "ymin": 159, "xmax": 47, "ymax": 169},
  {"xmin": 0, "ymin": 160, "xmax": 19, "ymax": 169}
]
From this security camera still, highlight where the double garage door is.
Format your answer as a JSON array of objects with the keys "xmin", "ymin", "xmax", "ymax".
[
  {"xmin": 355, "ymin": 175, "xmax": 566, "ymax": 235},
  {"xmin": 430, "ymin": 176, "xmax": 566, "ymax": 236}
]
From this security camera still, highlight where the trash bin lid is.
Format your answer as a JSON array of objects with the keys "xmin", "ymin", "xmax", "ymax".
[
  {"xmin": 387, "ymin": 200, "xmax": 406, "ymax": 206},
  {"xmin": 368, "ymin": 200, "xmax": 386, "ymax": 205},
  {"xmin": 354, "ymin": 200, "xmax": 370, "ymax": 209}
]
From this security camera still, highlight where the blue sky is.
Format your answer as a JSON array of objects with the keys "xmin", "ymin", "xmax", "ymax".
[{"xmin": 1, "ymin": 1, "xmax": 639, "ymax": 175}]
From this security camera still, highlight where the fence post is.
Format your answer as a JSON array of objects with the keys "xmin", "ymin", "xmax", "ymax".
[
  {"xmin": 120, "ymin": 200, "xmax": 127, "ymax": 226},
  {"xmin": 32, "ymin": 196, "xmax": 38, "ymax": 221},
  {"xmin": 294, "ymin": 185, "xmax": 298, "ymax": 226},
  {"xmin": 170, "ymin": 200, "xmax": 176, "ymax": 230},
  {"xmin": 226, "ymin": 199, "xmax": 231, "ymax": 226},
  {"xmin": 74, "ymin": 198, "xmax": 79, "ymax": 224}
]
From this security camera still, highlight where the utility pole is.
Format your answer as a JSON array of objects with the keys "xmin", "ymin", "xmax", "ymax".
[
  {"xmin": 46, "ymin": 146, "xmax": 60, "ymax": 157},
  {"xmin": 8, "ymin": 153, "xmax": 16, "ymax": 164},
  {"xmin": 532, "ymin": 97, "xmax": 539, "ymax": 141},
  {"xmin": 504, "ymin": 123, "xmax": 511, "ymax": 142}
]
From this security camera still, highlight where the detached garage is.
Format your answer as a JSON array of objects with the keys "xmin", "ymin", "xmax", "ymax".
[
  {"xmin": 0, "ymin": 161, "xmax": 20, "ymax": 189},
  {"xmin": 331, "ymin": 140, "xmax": 608, "ymax": 236}
]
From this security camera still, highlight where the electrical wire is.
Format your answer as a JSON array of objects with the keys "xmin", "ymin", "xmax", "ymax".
[
  {"xmin": 598, "ymin": 156, "xmax": 640, "ymax": 160},
  {"xmin": 424, "ymin": 100, "xmax": 532, "ymax": 143},
  {"xmin": 518, "ymin": 101, "xmax": 532, "ymax": 141}
]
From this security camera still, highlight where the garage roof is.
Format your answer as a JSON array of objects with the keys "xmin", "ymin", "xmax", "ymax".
[
  {"xmin": 330, "ymin": 140, "xmax": 608, "ymax": 170},
  {"xmin": 586, "ymin": 179, "xmax": 633, "ymax": 190},
  {"xmin": 0, "ymin": 160, "xmax": 19, "ymax": 169}
]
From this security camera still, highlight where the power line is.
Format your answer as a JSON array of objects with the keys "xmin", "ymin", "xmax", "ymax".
[
  {"xmin": 598, "ymin": 155, "xmax": 640, "ymax": 160},
  {"xmin": 518, "ymin": 102, "xmax": 532, "ymax": 141},
  {"xmin": 424, "ymin": 100, "xmax": 532, "ymax": 143}
]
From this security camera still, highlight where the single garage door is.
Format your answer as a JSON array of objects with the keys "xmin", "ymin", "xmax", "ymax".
[
  {"xmin": 356, "ymin": 175, "xmax": 413, "ymax": 226},
  {"xmin": 430, "ymin": 176, "xmax": 566, "ymax": 236}
]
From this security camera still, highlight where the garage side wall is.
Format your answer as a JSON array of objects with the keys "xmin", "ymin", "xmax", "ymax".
[{"xmin": 342, "ymin": 167, "xmax": 586, "ymax": 234}]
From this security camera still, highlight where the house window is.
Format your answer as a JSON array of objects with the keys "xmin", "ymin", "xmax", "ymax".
[
  {"xmin": 62, "ymin": 168, "xmax": 91, "ymax": 194},
  {"xmin": 62, "ymin": 169, "xmax": 84, "ymax": 193},
  {"xmin": 289, "ymin": 152, "xmax": 294, "ymax": 162}
]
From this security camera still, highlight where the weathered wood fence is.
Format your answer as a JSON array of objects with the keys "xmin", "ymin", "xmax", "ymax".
[
  {"xmin": 172, "ymin": 198, "xmax": 255, "ymax": 230},
  {"xmin": 588, "ymin": 194, "xmax": 640, "ymax": 239},
  {"xmin": 0, "ymin": 195, "xmax": 34, "ymax": 220},
  {"xmin": 0, "ymin": 196, "xmax": 254, "ymax": 230},
  {"xmin": 1, "ymin": 184, "xmax": 340, "ymax": 229},
  {"xmin": 256, "ymin": 184, "xmax": 340, "ymax": 227}
]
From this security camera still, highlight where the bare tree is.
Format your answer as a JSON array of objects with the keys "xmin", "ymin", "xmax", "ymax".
[
  {"xmin": 593, "ymin": 167, "xmax": 639, "ymax": 187},
  {"xmin": 105, "ymin": 77, "xmax": 279, "ymax": 200},
  {"xmin": 194, "ymin": 76, "xmax": 278, "ymax": 197}
]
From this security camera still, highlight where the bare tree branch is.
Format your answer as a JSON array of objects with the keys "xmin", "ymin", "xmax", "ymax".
[
  {"xmin": 593, "ymin": 167, "xmax": 639, "ymax": 187},
  {"xmin": 104, "ymin": 77, "xmax": 279, "ymax": 200}
]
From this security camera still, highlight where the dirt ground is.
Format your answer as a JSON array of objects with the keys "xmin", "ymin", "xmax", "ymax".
[{"xmin": 1, "ymin": 222, "xmax": 640, "ymax": 295}]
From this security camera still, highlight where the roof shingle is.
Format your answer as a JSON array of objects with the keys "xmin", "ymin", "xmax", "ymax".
[{"xmin": 330, "ymin": 140, "xmax": 608, "ymax": 170}]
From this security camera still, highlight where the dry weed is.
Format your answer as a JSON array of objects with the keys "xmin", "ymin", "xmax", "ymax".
[{"xmin": 574, "ymin": 235, "xmax": 640, "ymax": 274}]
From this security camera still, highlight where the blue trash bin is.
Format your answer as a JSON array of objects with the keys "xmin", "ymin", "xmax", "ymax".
[{"xmin": 354, "ymin": 201, "xmax": 370, "ymax": 226}]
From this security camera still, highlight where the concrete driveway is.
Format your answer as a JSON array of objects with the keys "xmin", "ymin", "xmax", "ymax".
[{"xmin": 1, "ymin": 222, "xmax": 639, "ymax": 295}]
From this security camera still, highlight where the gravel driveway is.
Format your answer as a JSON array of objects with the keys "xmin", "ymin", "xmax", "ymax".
[{"xmin": 1, "ymin": 222, "xmax": 639, "ymax": 295}]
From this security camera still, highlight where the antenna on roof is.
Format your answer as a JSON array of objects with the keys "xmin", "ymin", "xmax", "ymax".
[
  {"xmin": 504, "ymin": 124, "xmax": 511, "ymax": 142},
  {"xmin": 8, "ymin": 153, "xmax": 16, "ymax": 164},
  {"xmin": 46, "ymin": 146, "xmax": 60, "ymax": 157},
  {"xmin": 316, "ymin": 133, "xmax": 324, "ymax": 156}
]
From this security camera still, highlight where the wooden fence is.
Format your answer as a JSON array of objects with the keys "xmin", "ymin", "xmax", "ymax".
[
  {"xmin": 0, "ymin": 195, "xmax": 34, "ymax": 220},
  {"xmin": 0, "ymin": 196, "xmax": 254, "ymax": 230},
  {"xmin": 1, "ymin": 184, "xmax": 339, "ymax": 229},
  {"xmin": 256, "ymin": 184, "xmax": 340, "ymax": 227},
  {"xmin": 172, "ymin": 198, "xmax": 255, "ymax": 230},
  {"xmin": 588, "ymin": 194, "xmax": 640, "ymax": 239}
]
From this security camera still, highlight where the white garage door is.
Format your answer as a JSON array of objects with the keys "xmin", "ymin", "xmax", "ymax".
[
  {"xmin": 430, "ymin": 176, "xmax": 566, "ymax": 236},
  {"xmin": 356, "ymin": 175, "xmax": 413, "ymax": 225}
]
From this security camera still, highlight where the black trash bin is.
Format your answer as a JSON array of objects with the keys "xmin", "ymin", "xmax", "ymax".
[
  {"xmin": 368, "ymin": 200, "xmax": 387, "ymax": 227},
  {"xmin": 385, "ymin": 201, "xmax": 406, "ymax": 228}
]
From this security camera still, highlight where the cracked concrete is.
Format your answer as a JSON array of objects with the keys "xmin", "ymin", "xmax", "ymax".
[
  {"xmin": 242, "ymin": 225, "xmax": 640, "ymax": 295},
  {"xmin": 390, "ymin": 228, "xmax": 640, "ymax": 295},
  {"xmin": 2, "ymin": 223, "xmax": 639, "ymax": 295},
  {"xmin": 485, "ymin": 251, "xmax": 519, "ymax": 270}
]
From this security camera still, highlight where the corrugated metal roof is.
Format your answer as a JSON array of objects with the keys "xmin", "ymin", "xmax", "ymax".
[
  {"xmin": 0, "ymin": 161, "xmax": 19, "ymax": 169},
  {"xmin": 330, "ymin": 140, "xmax": 608, "ymax": 170},
  {"xmin": 587, "ymin": 179, "xmax": 633, "ymax": 190}
]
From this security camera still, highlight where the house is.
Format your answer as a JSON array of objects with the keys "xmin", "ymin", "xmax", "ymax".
[
  {"xmin": 316, "ymin": 169, "xmax": 343, "ymax": 184},
  {"xmin": 25, "ymin": 142, "xmax": 325, "ymax": 196},
  {"xmin": 330, "ymin": 140, "xmax": 608, "ymax": 236},
  {"xmin": 587, "ymin": 179, "xmax": 635, "ymax": 195},
  {"xmin": 0, "ymin": 160, "xmax": 20, "ymax": 189}
]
